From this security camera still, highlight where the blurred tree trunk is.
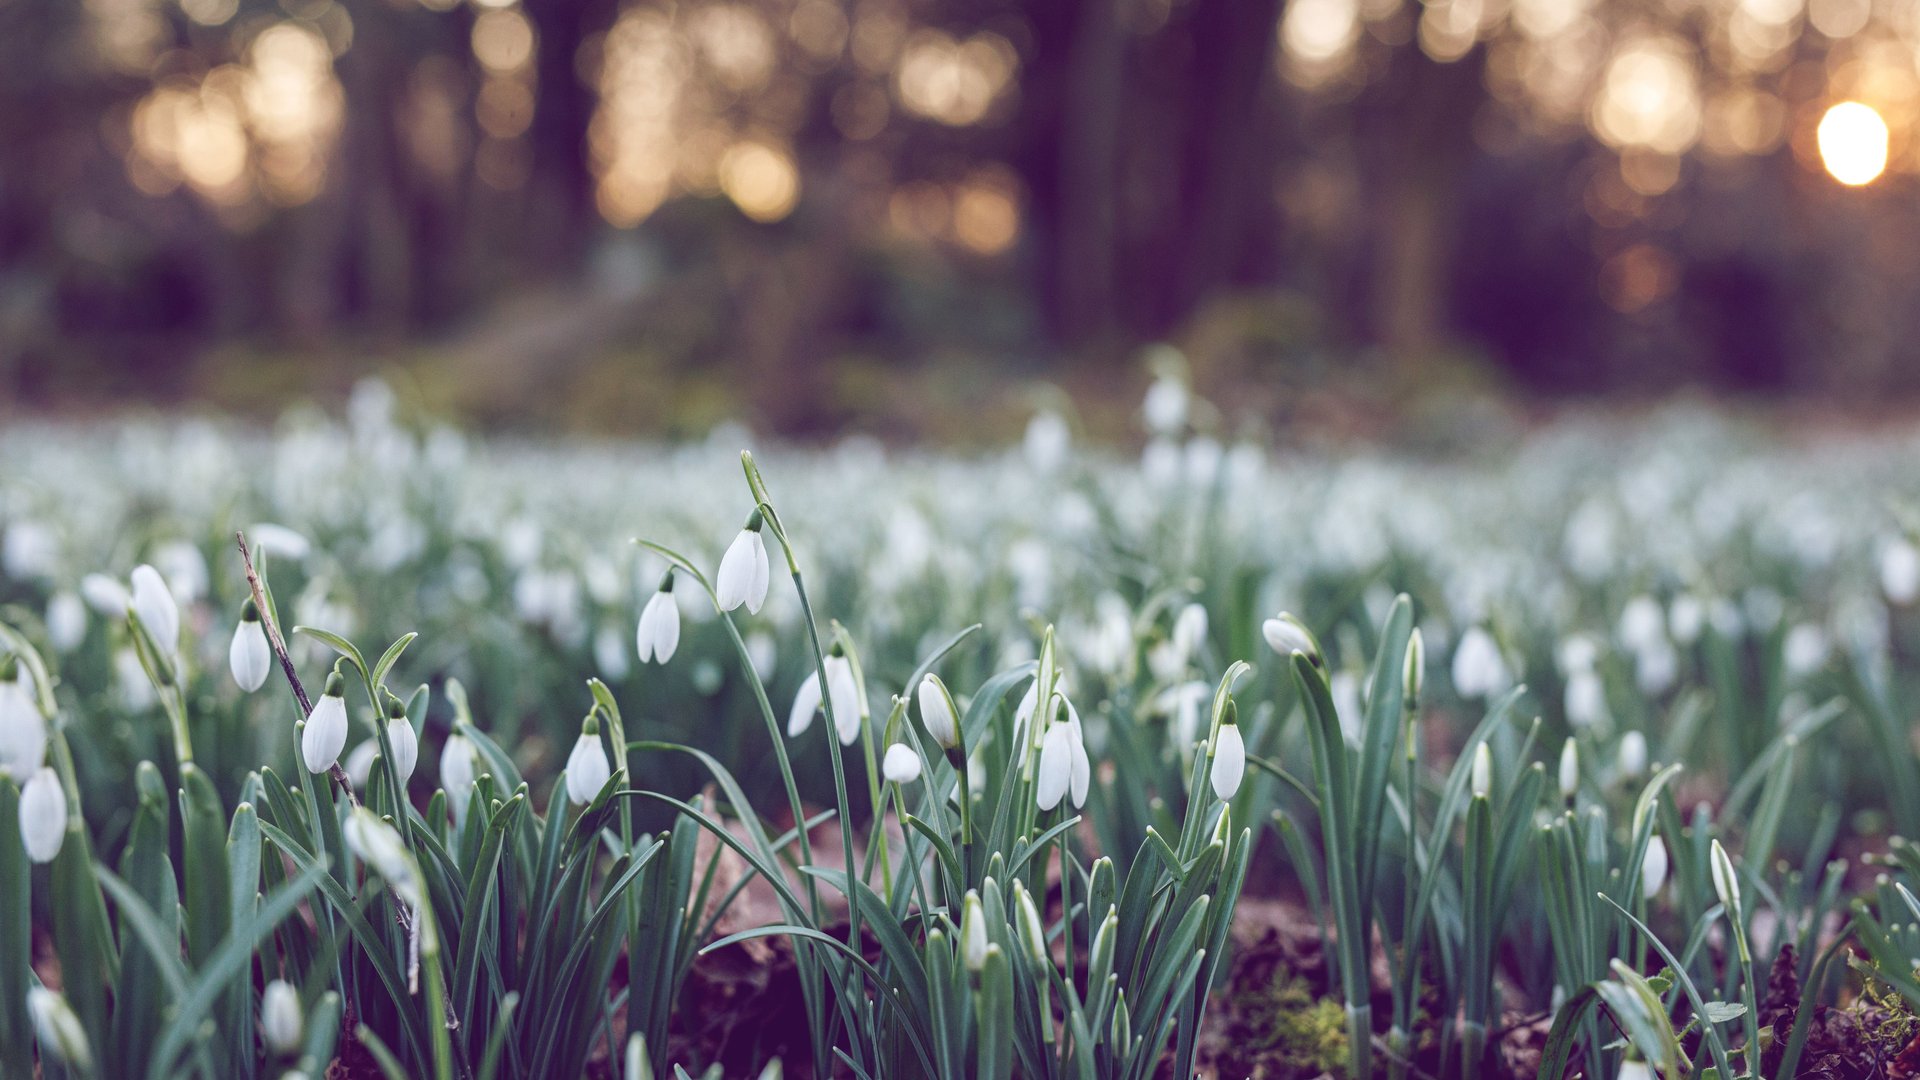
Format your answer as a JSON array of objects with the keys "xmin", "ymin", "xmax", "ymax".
[
  {"xmin": 1055, "ymin": 0, "xmax": 1126, "ymax": 347},
  {"xmin": 524, "ymin": 0, "xmax": 605, "ymax": 275},
  {"xmin": 1357, "ymin": 43, "xmax": 1486, "ymax": 362}
]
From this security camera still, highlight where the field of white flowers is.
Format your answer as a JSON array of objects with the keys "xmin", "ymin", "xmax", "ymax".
[{"xmin": 6, "ymin": 379, "xmax": 1920, "ymax": 1078}]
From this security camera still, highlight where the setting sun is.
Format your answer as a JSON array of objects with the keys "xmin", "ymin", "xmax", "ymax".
[{"xmin": 1817, "ymin": 100, "xmax": 1890, "ymax": 185}]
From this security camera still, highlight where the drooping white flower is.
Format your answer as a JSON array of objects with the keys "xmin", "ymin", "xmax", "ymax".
[
  {"xmin": 260, "ymin": 979, "xmax": 303, "ymax": 1055},
  {"xmin": 130, "ymin": 564, "xmax": 181, "ymax": 657},
  {"xmin": 20, "ymin": 766, "xmax": 68, "ymax": 864},
  {"xmin": 301, "ymin": 674, "xmax": 349, "ymax": 775},
  {"xmin": 916, "ymin": 673, "xmax": 960, "ymax": 749},
  {"xmin": 1036, "ymin": 720, "xmax": 1073, "ymax": 812},
  {"xmin": 1668, "ymin": 594, "xmax": 1705, "ymax": 645},
  {"xmin": 45, "ymin": 592, "xmax": 87, "ymax": 653},
  {"xmin": 714, "ymin": 523, "xmax": 770, "ymax": 615},
  {"xmin": 441, "ymin": 732, "xmax": 477, "ymax": 799},
  {"xmin": 1617, "ymin": 731, "xmax": 1648, "ymax": 777},
  {"xmin": 343, "ymin": 806, "xmax": 422, "ymax": 906},
  {"xmin": 1013, "ymin": 881, "xmax": 1047, "ymax": 965},
  {"xmin": 565, "ymin": 722, "xmax": 614, "ymax": 806},
  {"xmin": 1172, "ymin": 603, "xmax": 1208, "ymax": 661},
  {"xmin": 1064, "ymin": 700, "xmax": 1090, "ymax": 809},
  {"xmin": 1783, "ymin": 623, "xmax": 1829, "ymax": 678},
  {"xmin": 1634, "ymin": 642, "xmax": 1678, "ymax": 696},
  {"xmin": 230, "ymin": 601, "xmax": 272, "ymax": 692},
  {"xmin": 249, "ymin": 523, "xmax": 313, "ymax": 561},
  {"xmin": 27, "ymin": 987, "xmax": 91, "ymax": 1068},
  {"xmin": 1564, "ymin": 669, "xmax": 1606, "ymax": 729},
  {"xmin": 1451, "ymin": 627, "xmax": 1510, "ymax": 699},
  {"xmin": 1142, "ymin": 374, "xmax": 1189, "ymax": 435},
  {"xmin": 1640, "ymin": 835, "xmax": 1669, "ymax": 899},
  {"xmin": 1470, "ymin": 743, "xmax": 1493, "ymax": 799},
  {"xmin": 1883, "ymin": 539, "xmax": 1920, "ymax": 604},
  {"xmin": 0, "ymin": 673, "xmax": 46, "ymax": 780},
  {"xmin": 1210, "ymin": 721, "xmax": 1246, "ymax": 801},
  {"xmin": 882, "ymin": 743, "xmax": 922, "ymax": 784},
  {"xmin": 1558, "ymin": 739, "xmax": 1579, "ymax": 800},
  {"xmin": 825, "ymin": 654, "xmax": 861, "ymax": 745},
  {"xmin": 636, "ymin": 579, "xmax": 681, "ymax": 663},
  {"xmin": 344, "ymin": 740, "xmax": 378, "ymax": 790},
  {"xmin": 1023, "ymin": 410, "xmax": 1071, "ymax": 473},
  {"xmin": 1617, "ymin": 596, "xmax": 1665, "ymax": 654},
  {"xmin": 1261, "ymin": 613, "xmax": 1318, "ymax": 664},
  {"xmin": 79, "ymin": 573, "xmax": 131, "ymax": 617},
  {"xmin": 1404, "ymin": 628, "xmax": 1425, "ymax": 705},
  {"xmin": 786, "ymin": 671, "xmax": 823, "ymax": 737},
  {"xmin": 154, "ymin": 540, "xmax": 208, "ymax": 604},
  {"xmin": 1157, "ymin": 680, "xmax": 1211, "ymax": 748},
  {"xmin": 386, "ymin": 715, "xmax": 419, "ymax": 786}
]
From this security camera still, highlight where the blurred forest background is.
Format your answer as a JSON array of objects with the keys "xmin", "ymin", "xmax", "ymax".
[{"xmin": 2, "ymin": 0, "xmax": 1918, "ymax": 435}]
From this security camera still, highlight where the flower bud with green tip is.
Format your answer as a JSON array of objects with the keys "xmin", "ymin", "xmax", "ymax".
[
  {"xmin": 1471, "ymin": 742, "xmax": 1493, "ymax": 799},
  {"xmin": 960, "ymin": 890, "xmax": 988, "ymax": 973},
  {"xmin": 1013, "ymin": 880, "xmax": 1047, "ymax": 967},
  {"xmin": 1558, "ymin": 739, "xmax": 1578, "ymax": 802},
  {"xmin": 28, "ymin": 987, "xmax": 91, "ymax": 1069},
  {"xmin": 19, "ymin": 766, "xmax": 67, "ymax": 864},
  {"xmin": 1404, "ymin": 627, "xmax": 1425, "ymax": 709},
  {"xmin": 881, "ymin": 743, "xmax": 921, "ymax": 784},
  {"xmin": 916, "ymin": 672, "xmax": 961, "ymax": 752},
  {"xmin": 1261, "ymin": 612, "xmax": 1321, "ymax": 667},
  {"xmin": 260, "ymin": 979, "xmax": 303, "ymax": 1055},
  {"xmin": 130, "ymin": 563, "xmax": 180, "ymax": 657}
]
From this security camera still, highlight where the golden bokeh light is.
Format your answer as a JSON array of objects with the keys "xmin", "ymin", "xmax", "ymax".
[
  {"xmin": 894, "ymin": 30, "xmax": 1018, "ymax": 126},
  {"xmin": 951, "ymin": 168, "xmax": 1021, "ymax": 255},
  {"xmin": 1280, "ymin": 0, "xmax": 1361, "ymax": 84},
  {"xmin": 719, "ymin": 140, "xmax": 800, "ymax": 221},
  {"xmin": 473, "ymin": 9, "xmax": 536, "ymax": 75},
  {"xmin": 1591, "ymin": 35, "xmax": 1702, "ymax": 154},
  {"xmin": 1817, "ymin": 100, "xmax": 1889, "ymax": 184}
]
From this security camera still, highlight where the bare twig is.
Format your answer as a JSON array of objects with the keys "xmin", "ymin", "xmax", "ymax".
[{"xmin": 236, "ymin": 530, "xmax": 358, "ymax": 804}]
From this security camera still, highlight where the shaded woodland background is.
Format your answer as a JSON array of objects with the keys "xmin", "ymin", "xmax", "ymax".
[{"xmin": 4, "ymin": 0, "xmax": 1920, "ymax": 434}]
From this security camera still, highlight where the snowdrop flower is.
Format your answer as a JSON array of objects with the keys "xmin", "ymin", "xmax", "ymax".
[
  {"xmin": 1210, "ymin": 717, "xmax": 1245, "ymax": 801},
  {"xmin": 1633, "ymin": 642, "xmax": 1677, "ymax": 696},
  {"xmin": 1709, "ymin": 839, "xmax": 1741, "ymax": 915},
  {"xmin": 80, "ymin": 573, "xmax": 131, "ymax": 617},
  {"xmin": 1172, "ymin": 603, "xmax": 1208, "ymax": 661},
  {"xmin": 960, "ymin": 890, "xmax": 989, "ymax": 972},
  {"xmin": 1142, "ymin": 373, "xmax": 1189, "ymax": 434},
  {"xmin": 882, "ymin": 743, "xmax": 922, "ymax": 784},
  {"xmin": 1158, "ymin": 680, "xmax": 1211, "ymax": 747},
  {"xmin": 565, "ymin": 717, "xmax": 614, "ymax": 806},
  {"xmin": 260, "ymin": 979, "xmax": 303, "ymax": 1055},
  {"xmin": 344, "ymin": 740, "xmax": 378, "ymax": 790},
  {"xmin": 1668, "ymin": 594, "xmax": 1705, "ymax": 646},
  {"xmin": 301, "ymin": 672, "xmax": 349, "ymax": 775},
  {"xmin": 27, "ymin": 987, "xmax": 90, "ymax": 1068},
  {"xmin": 441, "ymin": 732, "xmax": 477, "ymax": 799},
  {"xmin": 1564, "ymin": 669, "xmax": 1606, "ymax": 729},
  {"xmin": 20, "ymin": 766, "xmax": 68, "ymax": 863},
  {"xmin": 1404, "ymin": 628, "xmax": 1425, "ymax": 706},
  {"xmin": 916, "ymin": 673, "xmax": 960, "ymax": 750},
  {"xmin": 2, "ymin": 522, "xmax": 56, "ymax": 580},
  {"xmin": 154, "ymin": 540, "xmax": 209, "ymax": 604},
  {"xmin": 1452, "ymin": 627, "xmax": 1510, "ymax": 699},
  {"xmin": 636, "ymin": 572, "xmax": 681, "ymax": 663},
  {"xmin": 788, "ymin": 653, "xmax": 862, "ymax": 744},
  {"xmin": 1783, "ymin": 623, "xmax": 1829, "ymax": 678},
  {"xmin": 385, "ymin": 704, "xmax": 419, "ymax": 786},
  {"xmin": 1261, "ymin": 612, "xmax": 1320, "ymax": 666},
  {"xmin": 249, "ymin": 523, "xmax": 312, "ymax": 560},
  {"xmin": 230, "ymin": 600, "xmax": 271, "ymax": 692},
  {"xmin": 1640, "ymin": 835, "xmax": 1669, "ymax": 899},
  {"xmin": 130, "ymin": 564, "xmax": 181, "ymax": 657},
  {"xmin": 45, "ymin": 592, "xmax": 86, "ymax": 653},
  {"xmin": 1617, "ymin": 595, "xmax": 1665, "ymax": 654},
  {"xmin": 1557, "ymin": 739, "xmax": 1579, "ymax": 800},
  {"xmin": 343, "ymin": 807, "xmax": 422, "ymax": 906},
  {"xmin": 1036, "ymin": 719, "xmax": 1073, "ymax": 812},
  {"xmin": 1617, "ymin": 731, "xmax": 1648, "ymax": 777},
  {"xmin": 1883, "ymin": 539, "xmax": 1920, "ymax": 604},
  {"xmin": 0, "ymin": 666, "xmax": 46, "ymax": 780},
  {"xmin": 1470, "ymin": 743, "xmax": 1493, "ymax": 799},
  {"xmin": 1023, "ymin": 409, "xmax": 1071, "ymax": 473},
  {"xmin": 1064, "ymin": 700, "xmax": 1090, "ymax": 809},
  {"xmin": 715, "ymin": 515, "xmax": 770, "ymax": 615},
  {"xmin": 1013, "ymin": 882, "xmax": 1047, "ymax": 965}
]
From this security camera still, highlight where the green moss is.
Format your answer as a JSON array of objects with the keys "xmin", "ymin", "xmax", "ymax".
[{"xmin": 1234, "ymin": 971, "xmax": 1349, "ymax": 1074}]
